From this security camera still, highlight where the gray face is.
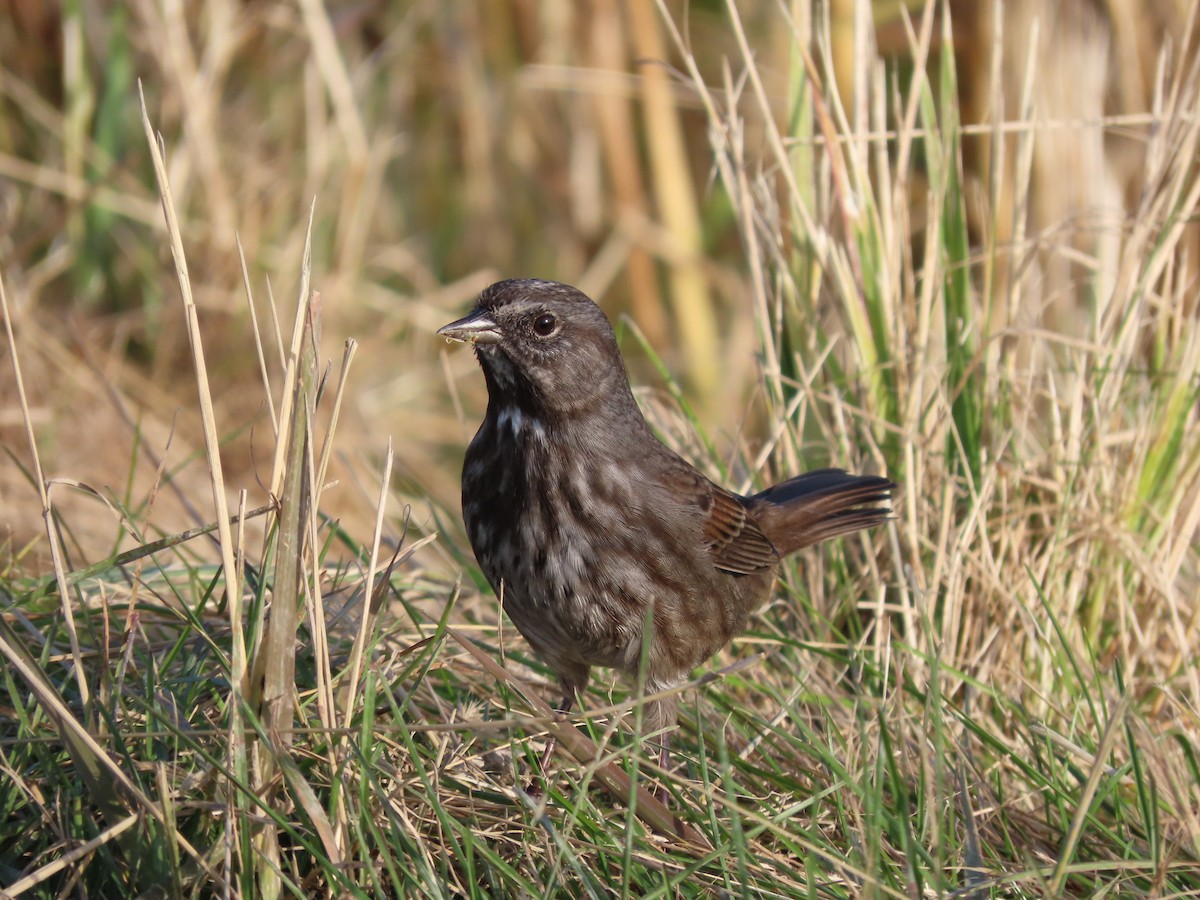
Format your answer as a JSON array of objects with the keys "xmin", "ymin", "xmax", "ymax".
[{"xmin": 438, "ymin": 279, "xmax": 634, "ymax": 420}]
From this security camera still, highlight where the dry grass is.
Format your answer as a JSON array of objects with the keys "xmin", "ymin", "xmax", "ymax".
[{"xmin": 2, "ymin": 0, "xmax": 1199, "ymax": 896}]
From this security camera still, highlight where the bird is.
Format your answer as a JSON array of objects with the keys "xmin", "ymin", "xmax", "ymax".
[{"xmin": 438, "ymin": 278, "xmax": 893, "ymax": 779}]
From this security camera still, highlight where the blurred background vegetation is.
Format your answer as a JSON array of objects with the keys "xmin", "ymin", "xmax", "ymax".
[{"xmin": 2, "ymin": 0, "xmax": 1192, "ymax": 564}]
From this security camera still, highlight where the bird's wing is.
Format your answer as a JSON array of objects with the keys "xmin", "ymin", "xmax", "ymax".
[
  {"xmin": 694, "ymin": 479, "xmax": 779, "ymax": 575},
  {"xmin": 703, "ymin": 487, "xmax": 778, "ymax": 574}
]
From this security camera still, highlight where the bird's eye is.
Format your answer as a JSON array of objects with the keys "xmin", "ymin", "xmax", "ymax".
[{"xmin": 532, "ymin": 313, "xmax": 557, "ymax": 337}]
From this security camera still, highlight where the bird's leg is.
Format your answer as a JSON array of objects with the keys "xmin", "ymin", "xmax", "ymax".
[
  {"xmin": 653, "ymin": 731, "xmax": 673, "ymax": 805},
  {"xmin": 532, "ymin": 690, "xmax": 573, "ymax": 783},
  {"xmin": 525, "ymin": 670, "xmax": 584, "ymax": 797},
  {"xmin": 644, "ymin": 688, "xmax": 679, "ymax": 805}
]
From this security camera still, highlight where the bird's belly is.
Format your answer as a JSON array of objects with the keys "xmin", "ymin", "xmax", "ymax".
[
  {"xmin": 469, "ymin": 520, "xmax": 644, "ymax": 670},
  {"xmin": 460, "ymin": 440, "xmax": 633, "ymax": 669},
  {"xmin": 502, "ymin": 579, "xmax": 638, "ymax": 671},
  {"xmin": 460, "ymin": 427, "xmax": 756, "ymax": 680},
  {"xmin": 469, "ymin": 509, "xmax": 746, "ymax": 679}
]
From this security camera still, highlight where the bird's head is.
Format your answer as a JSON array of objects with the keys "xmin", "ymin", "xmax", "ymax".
[{"xmin": 438, "ymin": 279, "xmax": 635, "ymax": 420}]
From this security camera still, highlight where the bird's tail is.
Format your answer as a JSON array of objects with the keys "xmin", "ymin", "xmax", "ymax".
[{"xmin": 749, "ymin": 468, "xmax": 895, "ymax": 557}]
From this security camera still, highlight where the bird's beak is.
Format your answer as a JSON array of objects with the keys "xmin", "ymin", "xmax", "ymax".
[{"xmin": 437, "ymin": 309, "xmax": 502, "ymax": 345}]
